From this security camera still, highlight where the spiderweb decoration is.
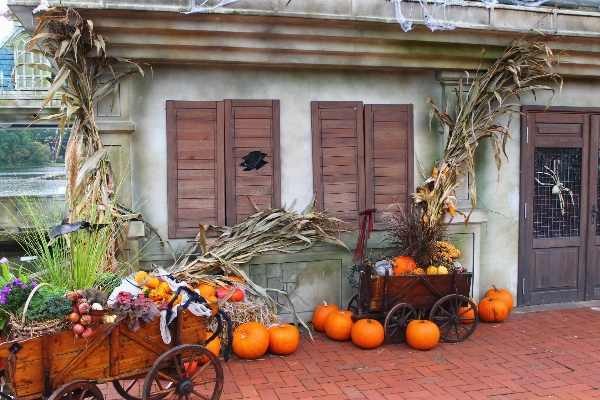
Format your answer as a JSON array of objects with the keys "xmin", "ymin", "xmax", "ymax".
[{"xmin": 185, "ymin": 0, "xmax": 239, "ymax": 13}]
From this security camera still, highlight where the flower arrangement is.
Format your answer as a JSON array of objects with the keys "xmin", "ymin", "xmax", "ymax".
[
  {"xmin": 109, "ymin": 291, "xmax": 161, "ymax": 333},
  {"xmin": 430, "ymin": 241, "xmax": 462, "ymax": 272},
  {"xmin": 0, "ymin": 277, "xmax": 36, "ymax": 315}
]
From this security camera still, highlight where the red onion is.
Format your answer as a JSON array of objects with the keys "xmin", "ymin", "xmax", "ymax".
[
  {"xmin": 78, "ymin": 302, "xmax": 90, "ymax": 315},
  {"xmin": 75, "ymin": 289, "xmax": 84, "ymax": 298},
  {"xmin": 72, "ymin": 305, "xmax": 79, "ymax": 313},
  {"xmin": 81, "ymin": 327, "xmax": 93, "ymax": 339},
  {"xmin": 66, "ymin": 292, "xmax": 79, "ymax": 302},
  {"xmin": 73, "ymin": 323, "xmax": 85, "ymax": 336},
  {"xmin": 68, "ymin": 312, "xmax": 80, "ymax": 324},
  {"xmin": 79, "ymin": 315, "xmax": 92, "ymax": 326}
]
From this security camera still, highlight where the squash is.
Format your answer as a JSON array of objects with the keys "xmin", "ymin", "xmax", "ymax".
[
  {"xmin": 268, "ymin": 324, "xmax": 300, "ymax": 355},
  {"xmin": 484, "ymin": 285, "xmax": 514, "ymax": 313},
  {"xmin": 351, "ymin": 319, "xmax": 384, "ymax": 349},
  {"xmin": 134, "ymin": 271, "xmax": 148, "ymax": 284},
  {"xmin": 232, "ymin": 322, "xmax": 269, "ymax": 359},
  {"xmin": 437, "ymin": 266, "xmax": 449, "ymax": 275},
  {"xmin": 406, "ymin": 320, "xmax": 440, "ymax": 351},
  {"xmin": 392, "ymin": 256, "xmax": 417, "ymax": 275},
  {"xmin": 324, "ymin": 310, "xmax": 354, "ymax": 341},
  {"xmin": 311, "ymin": 301, "xmax": 339, "ymax": 332},
  {"xmin": 414, "ymin": 268, "xmax": 425, "ymax": 275},
  {"xmin": 144, "ymin": 276, "xmax": 160, "ymax": 289},
  {"xmin": 426, "ymin": 266, "xmax": 438, "ymax": 275},
  {"xmin": 478, "ymin": 296, "xmax": 508, "ymax": 322}
]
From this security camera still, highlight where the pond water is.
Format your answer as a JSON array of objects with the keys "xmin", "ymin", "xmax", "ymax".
[{"xmin": 0, "ymin": 166, "xmax": 67, "ymax": 197}]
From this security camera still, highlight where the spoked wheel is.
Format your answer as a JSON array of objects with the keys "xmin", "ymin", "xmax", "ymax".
[
  {"xmin": 48, "ymin": 380, "xmax": 104, "ymax": 400},
  {"xmin": 346, "ymin": 294, "xmax": 358, "ymax": 314},
  {"xmin": 113, "ymin": 374, "xmax": 171, "ymax": 400},
  {"xmin": 430, "ymin": 294, "xmax": 478, "ymax": 343},
  {"xmin": 143, "ymin": 344, "xmax": 223, "ymax": 400},
  {"xmin": 384, "ymin": 303, "xmax": 416, "ymax": 343}
]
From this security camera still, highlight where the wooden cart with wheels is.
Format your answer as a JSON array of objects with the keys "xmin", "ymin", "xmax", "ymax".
[
  {"xmin": 0, "ymin": 304, "xmax": 224, "ymax": 400},
  {"xmin": 347, "ymin": 210, "xmax": 478, "ymax": 345}
]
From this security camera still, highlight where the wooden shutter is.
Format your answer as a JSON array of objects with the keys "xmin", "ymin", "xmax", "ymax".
[
  {"xmin": 312, "ymin": 101, "xmax": 365, "ymax": 225},
  {"xmin": 167, "ymin": 101, "xmax": 225, "ymax": 238},
  {"xmin": 224, "ymin": 100, "xmax": 281, "ymax": 225},
  {"xmin": 365, "ymin": 104, "xmax": 414, "ymax": 229}
]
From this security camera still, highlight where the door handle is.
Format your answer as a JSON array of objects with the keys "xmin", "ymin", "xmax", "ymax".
[{"xmin": 593, "ymin": 203, "xmax": 600, "ymax": 214}]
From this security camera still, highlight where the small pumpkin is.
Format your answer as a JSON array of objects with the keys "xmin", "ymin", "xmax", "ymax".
[
  {"xmin": 148, "ymin": 290, "xmax": 164, "ymax": 302},
  {"xmin": 458, "ymin": 304, "xmax": 476, "ymax": 324},
  {"xmin": 484, "ymin": 285, "xmax": 514, "ymax": 313},
  {"xmin": 311, "ymin": 301, "xmax": 340, "ymax": 332},
  {"xmin": 268, "ymin": 324, "xmax": 300, "ymax": 355},
  {"xmin": 200, "ymin": 331, "xmax": 220, "ymax": 364},
  {"xmin": 206, "ymin": 295, "xmax": 218, "ymax": 303},
  {"xmin": 196, "ymin": 284, "xmax": 217, "ymax": 299},
  {"xmin": 232, "ymin": 322, "xmax": 269, "ymax": 359},
  {"xmin": 478, "ymin": 296, "xmax": 508, "ymax": 322},
  {"xmin": 392, "ymin": 256, "xmax": 417, "ymax": 275},
  {"xmin": 426, "ymin": 266, "xmax": 438, "ymax": 275},
  {"xmin": 414, "ymin": 268, "xmax": 425, "ymax": 275},
  {"xmin": 406, "ymin": 320, "xmax": 440, "ymax": 351},
  {"xmin": 144, "ymin": 276, "xmax": 160, "ymax": 289},
  {"xmin": 217, "ymin": 285, "xmax": 245, "ymax": 302},
  {"xmin": 227, "ymin": 275, "xmax": 245, "ymax": 285},
  {"xmin": 158, "ymin": 281, "xmax": 171, "ymax": 294},
  {"xmin": 134, "ymin": 271, "xmax": 148, "ymax": 284},
  {"xmin": 324, "ymin": 310, "xmax": 354, "ymax": 341},
  {"xmin": 167, "ymin": 294, "xmax": 182, "ymax": 306},
  {"xmin": 351, "ymin": 319, "xmax": 384, "ymax": 349},
  {"xmin": 437, "ymin": 266, "xmax": 449, "ymax": 275}
]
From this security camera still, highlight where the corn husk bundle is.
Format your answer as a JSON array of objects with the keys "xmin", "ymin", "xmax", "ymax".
[
  {"xmin": 416, "ymin": 36, "xmax": 563, "ymax": 226},
  {"xmin": 25, "ymin": 7, "xmax": 150, "ymax": 269}
]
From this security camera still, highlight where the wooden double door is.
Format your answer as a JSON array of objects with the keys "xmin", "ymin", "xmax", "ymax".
[{"xmin": 520, "ymin": 107, "xmax": 600, "ymax": 305}]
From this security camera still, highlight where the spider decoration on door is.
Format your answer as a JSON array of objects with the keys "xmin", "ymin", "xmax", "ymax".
[{"xmin": 535, "ymin": 160, "xmax": 575, "ymax": 216}]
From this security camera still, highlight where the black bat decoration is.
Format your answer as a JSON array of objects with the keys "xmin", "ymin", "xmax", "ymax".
[
  {"xmin": 49, "ymin": 221, "xmax": 109, "ymax": 239},
  {"xmin": 240, "ymin": 150, "xmax": 268, "ymax": 171}
]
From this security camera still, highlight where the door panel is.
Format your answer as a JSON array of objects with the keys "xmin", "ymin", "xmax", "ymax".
[{"xmin": 587, "ymin": 115, "xmax": 600, "ymax": 300}]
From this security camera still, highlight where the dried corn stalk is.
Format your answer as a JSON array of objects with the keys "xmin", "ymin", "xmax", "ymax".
[{"xmin": 417, "ymin": 36, "xmax": 563, "ymax": 226}]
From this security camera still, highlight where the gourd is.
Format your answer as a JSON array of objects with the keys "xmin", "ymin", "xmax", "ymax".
[
  {"xmin": 406, "ymin": 320, "xmax": 440, "ymax": 350},
  {"xmin": 134, "ymin": 271, "xmax": 148, "ymax": 283},
  {"xmin": 414, "ymin": 268, "xmax": 425, "ymax": 275},
  {"xmin": 324, "ymin": 310, "xmax": 354, "ymax": 341},
  {"xmin": 392, "ymin": 256, "xmax": 417, "ymax": 275},
  {"xmin": 351, "ymin": 319, "xmax": 384, "ymax": 349},
  {"xmin": 484, "ymin": 285, "xmax": 514, "ymax": 312},
  {"xmin": 426, "ymin": 266, "xmax": 438, "ymax": 275},
  {"xmin": 311, "ymin": 301, "xmax": 339, "ymax": 332},
  {"xmin": 478, "ymin": 296, "xmax": 508, "ymax": 322},
  {"xmin": 232, "ymin": 322, "xmax": 269, "ymax": 359},
  {"xmin": 144, "ymin": 276, "xmax": 160, "ymax": 289},
  {"xmin": 437, "ymin": 266, "xmax": 449, "ymax": 275},
  {"xmin": 268, "ymin": 324, "xmax": 300, "ymax": 355}
]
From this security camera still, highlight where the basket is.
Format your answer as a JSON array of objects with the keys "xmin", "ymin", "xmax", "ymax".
[{"xmin": 8, "ymin": 283, "xmax": 70, "ymax": 340}]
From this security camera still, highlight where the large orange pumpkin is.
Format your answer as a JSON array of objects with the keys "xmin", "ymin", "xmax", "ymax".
[
  {"xmin": 324, "ymin": 310, "xmax": 354, "ymax": 341},
  {"xmin": 311, "ymin": 301, "xmax": 339, "ymax": 332},
  {"xmin": 232, "ymin": 322, "xmax": 269, "ymax": 359},
  {"xmin": 351, "ymin": 319, "xmax": 384, "ymax": 349},
  {"xmin": 478, "ymin": 296, "xmax": 509, "ymax": 322},
  {"xmin": 268, "ymin": 324, "xmax": 300, "ymax": 355},
  {"xmin": 200, "ymin": 331, "xmax": 221, "ymax": 364},
  {"xmin": 392, "ymin": 256, "xmax": 417, "ymax": 276},
  {"xmin": 484, "ymin": 285, "xmax": 514, "ymax": 313},
  {"xmin": 406, "ymin": 320, "xmax": 440, "ymax": 351}
]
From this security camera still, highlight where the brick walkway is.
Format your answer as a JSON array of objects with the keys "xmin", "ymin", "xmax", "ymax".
[{"xmin": 99, "ymin": 304, "xmax": 600, "ymax": 399}]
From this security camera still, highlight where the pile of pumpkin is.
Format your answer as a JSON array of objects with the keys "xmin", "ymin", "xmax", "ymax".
[
  {"xmin": 477, "ymin": 285, "xmax": 514, "ymax": 323},
  {"xmin": 230, "ymin": 321, "xmax": 301, "ymax": 359},
  {"xmin": 392, "ymin": 256, "xmax": 451, "ymax": 276},
  {"xmin": 311, "ymin": 301, "xmax": 441, "ymax": 351}
]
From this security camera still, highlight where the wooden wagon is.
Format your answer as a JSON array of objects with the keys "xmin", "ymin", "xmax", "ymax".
[
  {"xmin": 347, "ymin": 209, "xmax": 478, "ymax": 344},
  {"xmin": 0, "ymin": 305, "xmax": 223, "ymax": 400}
]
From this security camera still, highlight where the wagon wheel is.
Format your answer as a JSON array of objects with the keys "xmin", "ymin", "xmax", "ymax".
[
  {"xmin": 384, "ymin": 303, "xmax": 416, "ymax": 344},
  {"xmin": 113, "ymin": 374, "xmax": 171, "ymax": 400},
  {"xmin": 346, "ymin": 293, "xmax": 358, "ymax": 314},
  {"xmin": 143, "ymin": 344, "xmax": 223, "ymax": 400},
  {"xmin": 48, "ymin": 380, "xmax": 104, "ymax": 400},
  {"xmin": 430, "ymin": 294, "xmax": 478, "ymax": 343}
]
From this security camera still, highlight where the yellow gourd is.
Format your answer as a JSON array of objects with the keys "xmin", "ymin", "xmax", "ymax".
[
  {"xmin": 426, "ymin": 266, "xmax": 438, "ymax": 275},
  {"xmin": 437, "ymin": 266, "xmax": 449, "ymax": 275}
]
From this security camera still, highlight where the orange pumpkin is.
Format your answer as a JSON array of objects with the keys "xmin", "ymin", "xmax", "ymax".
[
  {"xmin": 134, "ymin": 271, "xmax": 148, "ymax": 283},
  {"xmin": 197, "ymin": 284, "xmax": 217, "ymax": 299},
  {"xmin": 351, "ymin": 319, "xmax": 384, "ymax": 349},
  {"xmin": 311, "ymin": 301, "xmax": 339, "ymax": 332},
  {"xmin": 217, "ymin": 285, "xmax": 245, "ymax": 302},
  {"xmin": 478, "ymin": 297, "xmax": 509, "ymax": 322},
  {"xmin": 167, "ymin": 294, "xmax": 182, "ymax": 306},
  {"xmin": 232, "ymin": 322, "xmax": 269, "ymax": 359},
  {"xmin": 227, "ymin": 275, "xmax": 245, "ymax": 285},
  {"xmin": 148, "ymin": 290, "xmax": 164, "ymax": 302},
  {"xmin": 406, "ymin": 320, "xmax": 440, "ymax": 351},
  {"xmin": 144, "ymin": 276, "xmax": 160, "ymax": 289},
  {"xmin": 484, "ymin": 285, "xmax": 514, "ymax": 313},
  {"xmin": 206, "ymin": 295, "xmax": 218, "ymax": 303},
  {"xmin": 268, "ymin": 324, "xmax": 300, "ymax": 355},
  {"xmin": 324, "ymin": 310, "xmax": 354, "ymax": 341},
  {"xmin": 158, "ymin": 281, "xmax": 171, "ymax": 294},
  {"xmin": 458, "ymin": 305, "xmax": 476, "ymax": 324},
  {"xmin": 200, "ymin": 331, "xmax": 220, "ymax": 364},
  {"xmin": 392, "ymin": 256, "xmax": 417, "ymax": 276}
]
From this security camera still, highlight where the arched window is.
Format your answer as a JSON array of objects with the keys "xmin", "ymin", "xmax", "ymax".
[{"xmin": 13, "ymin": 32, "xmax": 51, "ymax": 91}]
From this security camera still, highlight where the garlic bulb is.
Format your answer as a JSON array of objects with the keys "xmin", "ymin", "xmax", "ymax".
[{"xmin": 91, "ymin": 303, "xmax": 103, "ymax": 310}]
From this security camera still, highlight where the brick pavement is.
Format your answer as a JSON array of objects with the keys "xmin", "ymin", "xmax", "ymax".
[{"xmin": 98, "ymin": 305, "xmax": 600, "ymax": 399}]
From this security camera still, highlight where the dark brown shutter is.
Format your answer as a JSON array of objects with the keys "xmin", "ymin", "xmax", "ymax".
[
  {"xmin": 365, "ymin": 104, "xmax": 414, "ymax": 229},
  {"xmin": 224, "ymin": 100, "xmax": 280, "ymax": 225},
  {"xmin": 167, "ymin": 101, "xmax": 225, "ymax": 238},
  {"xmin": 312, "ymin": 101, "xmax": 365, "ymax": 225}
]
